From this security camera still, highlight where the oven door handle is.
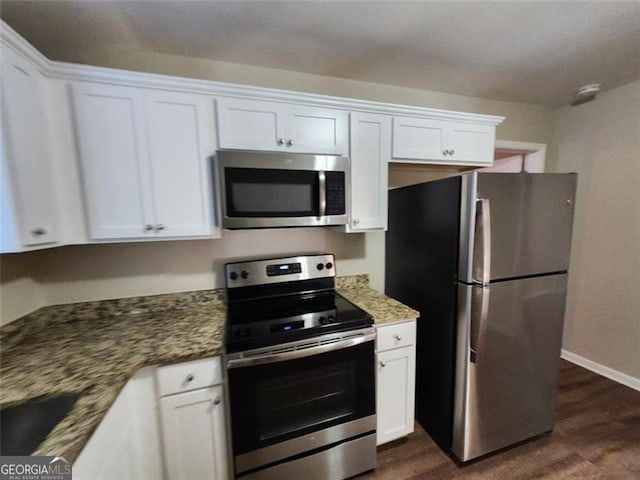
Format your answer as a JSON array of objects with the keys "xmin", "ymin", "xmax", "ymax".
[{"xmin": 227, "ymin": 331, "xmax": 376, "ymax": 369}]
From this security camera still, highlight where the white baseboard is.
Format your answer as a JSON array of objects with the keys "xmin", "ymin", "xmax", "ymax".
[{"xmin": 561, "ymin": 349, "xmax": 640, "ymax": 392}]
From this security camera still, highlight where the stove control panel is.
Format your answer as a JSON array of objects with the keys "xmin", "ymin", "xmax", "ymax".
[
  {"xmin": 225, "ymin": 254, "xmax": 335, "ymax": 288},
  {"xmin": 229, "ymin": 309, "xmax": 338, "ymax": 341},
  {"xmin": 266, "ymin": 262, "xmax": 302, "ymax": 276}
]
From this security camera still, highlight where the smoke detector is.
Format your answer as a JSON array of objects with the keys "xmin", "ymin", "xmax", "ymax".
[{"xmin": 570, "ymin": 83, "xmax": 601, "ymax": 106}]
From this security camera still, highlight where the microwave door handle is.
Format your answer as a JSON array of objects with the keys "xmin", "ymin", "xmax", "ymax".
[{"xmin": 318, "ymin": 170, "xmax": 326, "ymax": 217}]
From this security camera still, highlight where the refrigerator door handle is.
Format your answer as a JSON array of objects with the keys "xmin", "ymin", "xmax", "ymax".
[
  {"xmin": 473, "ymin": 198, "xmax": 492, "ymax": 285},
  {"xmin": 470, "ymin": 285, "xmax": 490, "ymax": 363}
]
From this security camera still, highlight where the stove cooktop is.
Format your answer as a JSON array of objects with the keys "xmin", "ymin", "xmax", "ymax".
[{"xmin": 225, "ymin": 290, "xmax": 372, "ymax": 353}]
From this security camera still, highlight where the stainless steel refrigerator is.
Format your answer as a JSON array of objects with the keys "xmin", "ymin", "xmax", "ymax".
[{"xmin": 385, "ymin": 172, "xmax": 577, "ymax": 462}]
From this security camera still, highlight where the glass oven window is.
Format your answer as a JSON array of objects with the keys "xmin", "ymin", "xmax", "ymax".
[
  {"xmin": 225, "ymin": 168, "xmax": 319, "ymax": 217},
  {"xmin": 257, "ymin": 361, "xmax": 355, "ymax": 441},
  {"xmin": 228, "ymin": 341, "xmax": 375, "ymax": 455}
]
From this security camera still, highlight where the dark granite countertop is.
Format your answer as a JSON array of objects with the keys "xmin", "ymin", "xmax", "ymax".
[
  {"xmin": 336, "ymin": 275, "xmax": 419, "ymax": 325},
  {"xmin": 0, "ymin": 275, "xmax": 417, "ymax": 461}
]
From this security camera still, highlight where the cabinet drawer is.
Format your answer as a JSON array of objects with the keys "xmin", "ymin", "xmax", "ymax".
[
  {"xmin": 376, "ymin": 321, "xmax": 416, "ymax": 352},
  {"xmin": 156, "ymin": 357, "xmax": 222, "ymax": 397}
]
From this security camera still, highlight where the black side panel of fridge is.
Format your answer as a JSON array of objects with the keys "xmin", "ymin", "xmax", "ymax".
[{"xmin": 385, "ymin": 177, "xmax": 462, "ymax": 451}]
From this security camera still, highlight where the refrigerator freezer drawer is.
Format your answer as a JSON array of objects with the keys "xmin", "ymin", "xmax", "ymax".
[{"xmin": 453, "ymin": 273, "xmax": 568, "ymax": 461}]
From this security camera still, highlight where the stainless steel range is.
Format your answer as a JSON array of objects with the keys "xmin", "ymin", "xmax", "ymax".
[{"xmin": 224, "ymin": 254, "xmax": 376, "ymax": 480}]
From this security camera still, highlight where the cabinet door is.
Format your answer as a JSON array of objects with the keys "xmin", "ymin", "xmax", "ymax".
[
  {"xmin": 160, "ymin": 385, "xmax": 228, "ymax": 480},
  {"xmin": 1, "ymin": 46, "xmax": 59, "ymax": 246},
  {"xmin": 145, "ymin": 91, "xmax": 216, "ymax": 237},
  {"xmin": 216, "ymin": 97, "xmax": 348, "ymax": 155},
  {"xmin": 392, "ymin": 116, "xmax": 447, "ymax": 161},
  {"xmin": 348, "ymin": 112, "xmax": 390, "ymax": 231},
  {"xmin": 73, "ymin": 83, "xmax": 154, "ymax": 239},
  {"xmin": 73, "ymin": 369, "xmax": 162, "ymax": 480},
  {"xmin": 286, "ymin": 105, "xmax": 348, "ymax": 155},
  {"xmin": 73, "ymin": 402, "xmax": 138, "ymax": 480},
  {"xmin": 216, "ymin": 97, "xmax": 284, "ymax": 151},
  {"xmin": 376, "ymin": 346, "xmax": 416, "ymax": 445},
  {"xmin": 446, "ymin": 122, "xmax": 495, "ymax": 166}
]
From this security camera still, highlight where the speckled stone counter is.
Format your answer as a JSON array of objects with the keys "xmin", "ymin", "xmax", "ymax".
[
  {"xmin": 0, "ymin": 290, "xmax": 227, "ymax": 460},
  {"xmin": 336, "ymin": 274, "xmax": 419, "ymax": 324},
  {"xmin": 0, "ymin": 275, "xmax": 417, "ymax": 462}
]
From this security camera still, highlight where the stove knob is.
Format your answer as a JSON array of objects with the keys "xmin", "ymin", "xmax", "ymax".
[
  {"xmin": 325, "ymin": 262, "xmax": 333, "ymax": 270},
  {"xmin": 229, "ymin": 271, "xmax": 238, "ymax": 280},
  {"xmin": 328, "ymin": 315, "xmax": 336, "ymax": 323},
  {"xmin": 317, "ymin": 263, "xmax": 325, "ymax": 270},
  {"xmin": 319, "ymin": 316, "xmax": 328, "ymax": 325},
  {"xmin": 241, "ymin": 270, "xmax": 250, "ymax": 279}
]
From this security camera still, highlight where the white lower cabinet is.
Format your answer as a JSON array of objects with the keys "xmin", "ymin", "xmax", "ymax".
[
  {"xmin": 73, "ymin": 367, "xmax": 164, "ymax": 480},
  {"xmin": 157, "ymin": 357, "xmax": 229, "ymax": 480},
  {"xmin": 376, "ymin": 320, "xmax": 416, "ymax": 445},
  {"xmin": 73, "ymin": 358, "xmax": 229, "ymax": 480},
  {"xmin": 159, "ymin": 385, "xmax": 228, "ymax": 480}
]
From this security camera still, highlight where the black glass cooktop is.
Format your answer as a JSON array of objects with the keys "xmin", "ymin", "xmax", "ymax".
[{"xmin": 225, "ymin": 290, "xmax": 372, "ymax": 353}]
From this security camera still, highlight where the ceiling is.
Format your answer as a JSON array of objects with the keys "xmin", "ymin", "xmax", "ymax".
[{"xmin": 1, "ymin": 1, "xmax": 639, "ymax": 106}]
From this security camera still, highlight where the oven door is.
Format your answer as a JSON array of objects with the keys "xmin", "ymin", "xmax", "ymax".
[
  {"xmin": 227, "ymin": 330, "xmax": 376, "ymax": 476},
  {"xmin": 218, "ymin": 151, "xmax": 348, "ymax": 229}
]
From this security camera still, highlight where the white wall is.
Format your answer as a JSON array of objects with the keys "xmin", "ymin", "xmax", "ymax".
[
  {"xmin": 0, "ymin": 49, "xmax": 554, "ymax": 325},
  {"xmin": 552, "ymin": 79, "xmax": 640, "ymax": 381},
  {"xmin": 0, "ymin": 228, "xmax": 371, "ymax": 324},
  {"xmin": 0, "ymin": 255, "xmax": 46, "ymax": 323}
]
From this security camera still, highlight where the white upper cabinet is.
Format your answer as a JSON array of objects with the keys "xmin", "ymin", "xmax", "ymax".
[
  {"xmin": 73, "ymin": 83, "xmax": 217, "ymax": 240},
  {"xmin": 347, "ymin": 112, "xmax": 390, "ymax": 232},
  {"xmin": 392, "ymin": 116, "xmax": 496, "ymax": 166},
  {"xmin": 1, "ymin": 45, "xmax": 59, "ymax": 250},
  {"xmin": 217, "ymin": 97, "xmax": 348, "ymax": 155},
  {"xmin": 73, "ymin": 83, "xmax": 151, "ymax": 240},
  {"xmin": 144, "ymin": 91, "xmax": 216, "ymax": 238}
]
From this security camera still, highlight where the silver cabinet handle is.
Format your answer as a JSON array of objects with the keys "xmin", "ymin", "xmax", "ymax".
[
  {"xmin": 186, "ymin": 374, "xmax": 194, "ymax": 382},
  {"xmin": 353, "ymin": 218, "xmax": 360, "ymax": 225},
  {"xmin": 287, "ymin": 139, "xmax": 294, "ymax": 146},
  {"xmin": 394, "ymin": 334, "xmax": 402, "ymax": 341},
  {"xmin": 156, "ymin": 224, "xmax": 166, "ymax": 231},
  {"xmin": 450, "ymin": 149, "xmax": 455, "ymax": 155},
  {"xmin": 379, "ymin": 361, "xmax": 386, "ymax": 367},
  {"xmin": 442, "ymin": 149, "xmax": 448, "ymax": 156},
  {"xmin": 213, "ymin": 395, "xmax": 222, "ymax": 405},
  {"xmin": 145, "ymin": 224, "xmax": 154, "ymax": 232},
  {"xmin": 31, "ymin": 227, "xmax": 47, "ymax": 236},
  {"xmin": 278, "ymin": 138, "xmax": 286, "ymax": 145}
]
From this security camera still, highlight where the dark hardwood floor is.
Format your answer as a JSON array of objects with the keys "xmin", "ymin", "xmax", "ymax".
[{"xmin": 360, "ymin": 360, "xmax": 640, "ymax": 479}]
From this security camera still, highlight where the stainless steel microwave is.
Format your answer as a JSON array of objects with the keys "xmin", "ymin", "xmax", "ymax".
[{"xmin": 217, "ymin": 151, "xmax": 349, "ymax": 229}]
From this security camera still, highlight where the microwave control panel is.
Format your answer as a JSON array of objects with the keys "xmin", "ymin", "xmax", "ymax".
[{"xmin": 325, "ymin": 171, "xmax": 346, "ymax": 215}]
